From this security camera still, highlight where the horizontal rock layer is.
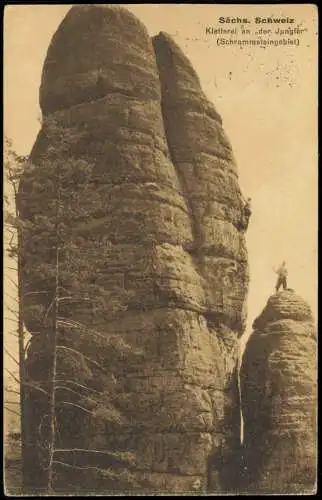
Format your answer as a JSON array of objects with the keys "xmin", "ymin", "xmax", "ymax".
[
  {"xmin": 20, "ymin": 4, "xmax": 248, "ymax": 494},
  {"xmin": 240, "ymin": 290, "xmax": 317, "ymax": 494}
]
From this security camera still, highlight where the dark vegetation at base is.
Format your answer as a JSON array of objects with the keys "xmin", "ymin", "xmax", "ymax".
[{"xmin": 4, "ymin": 432, "xmax": 22, "ymax": 495}]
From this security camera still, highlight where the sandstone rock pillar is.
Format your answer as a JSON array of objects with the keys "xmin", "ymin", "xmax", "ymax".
[
  {"xmin": 240, "ymin": 290, "xmax": 317, "ymax": 493},
  {"xmin": 20, "ymin": 5, "xmax": 249, "ymax": 494}
]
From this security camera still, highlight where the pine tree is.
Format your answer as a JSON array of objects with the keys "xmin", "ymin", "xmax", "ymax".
[
  {"xmin": 12, "ymin": 117, "xmax": 140, "ymax": 493},
  {"xmin": 4, "ymin": 136, "xmax": 34, "ymax": 490}
]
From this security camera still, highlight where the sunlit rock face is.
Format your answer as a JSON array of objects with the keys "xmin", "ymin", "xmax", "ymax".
[
  {"xmin": 240, "ymin": 290, "xmax": 317, "ymax": 494},
  {"xmin": 153, "ymin": 32, "xmax": 248, "ymax": 334},
  {"xmin": 20, "ymin": 5, "xmax": 249, "ymax": 494}
]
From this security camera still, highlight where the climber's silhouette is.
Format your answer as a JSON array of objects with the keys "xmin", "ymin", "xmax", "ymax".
[
  {"xmin": 244, "ymin": 198, "xmax": 252, "ymax": 228},
  {"xmin": 238, "ymin": 197, "xmax": 252, "ymax": 232},
  {"xmin": 273, "ymin": 261, "xmax": 288, "ymax": 292}
]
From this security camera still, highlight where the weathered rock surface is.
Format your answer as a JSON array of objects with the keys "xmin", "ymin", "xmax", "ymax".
[
  {"xmin": 240, "ymin": 290, "xmax": 317, "ymax": 494},
  {"xmin": 153, "ymin": 32, "xmax": 248, "ymax": 333},
  {"xmin": 20, "ymin": 5, "xmax": 248, "ymax": 494}
]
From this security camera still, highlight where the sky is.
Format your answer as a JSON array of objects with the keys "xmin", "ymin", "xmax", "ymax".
[{"xmin": 4, "ymin": 5, "xmax": 318, "ymax": 373}]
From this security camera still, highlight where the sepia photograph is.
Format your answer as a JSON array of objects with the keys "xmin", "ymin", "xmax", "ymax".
[{"xmin": 3, "ymin": 4, "xmax": 318, "ymax": 495}]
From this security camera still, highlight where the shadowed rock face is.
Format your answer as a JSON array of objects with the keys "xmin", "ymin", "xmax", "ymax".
[
  {"xmin": 153, "ymin": 32, "xmax": 248, "ymax": 333},
  {"xmin": 20, "ymin": 5, "xmax": 249, "ymax": 494},
  {"xmin": 240, "ymin": 290, "xmax": 317, "ymax": 494}
]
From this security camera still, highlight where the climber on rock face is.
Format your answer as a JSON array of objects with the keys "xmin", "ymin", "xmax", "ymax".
[
  {"xmin": 238, "ymin": 197, "xmax": 252, "ymax": 232},
  {"xmin": 273, "ymin": 261, "xmax": 288, "ymax": 292},
  {"xmin": 244, "ymin": 198, "xmax": 252, "ymax": 226}
]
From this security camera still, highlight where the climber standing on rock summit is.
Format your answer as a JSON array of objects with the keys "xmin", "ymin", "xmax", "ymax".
[{"xmin": 273, "ymin": 261, "xmax": 288, "ymax": 292}]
